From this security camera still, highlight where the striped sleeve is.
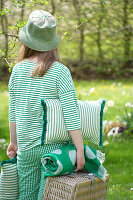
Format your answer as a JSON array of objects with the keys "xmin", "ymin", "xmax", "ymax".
[
  {"xmin": 57, "ymin": 66, "xmax": 81, "ymax": 131},
  {"xmin": 8, "ymin": 67, "xmax": 16, "ymax": 122}
]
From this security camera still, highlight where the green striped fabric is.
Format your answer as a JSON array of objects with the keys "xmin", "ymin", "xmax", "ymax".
[
  {"xmin": 17, "ymin": 143, "xmax": 65, "ymax": 199},
  {"xmin": 41, "ymin": 98, "xmax": 105, "ymax": 146},
  {"xmin": 0, "ymin": 158, "xmax": 19, "ymax": 200},
  {"xmin": 9, "ymin": 59, "xmax": 81, "ymax": 151}
]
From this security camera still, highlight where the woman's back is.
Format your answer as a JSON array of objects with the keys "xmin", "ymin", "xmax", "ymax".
[{"xmin": 9, "ymin": 59, "xmax": 80, "ymax": 151}]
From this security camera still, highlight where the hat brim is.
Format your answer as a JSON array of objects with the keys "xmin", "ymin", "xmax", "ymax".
[{"xmin": 19, "ymin": 26, "xmax": 60, "ymax": 51}]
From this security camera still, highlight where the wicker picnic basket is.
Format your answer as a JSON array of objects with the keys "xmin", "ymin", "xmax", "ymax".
[{"xmin": 42, "ymin": 172, "xmax": 109, "ymax": 200}]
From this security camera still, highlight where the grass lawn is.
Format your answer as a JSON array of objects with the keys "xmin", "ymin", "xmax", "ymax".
[
  {"xmin": 0, "ymin": 79, "xmax": 133, "ymax": 199},
  {"xmin": 104, "ymin": 138, "xmax": 133, "ymax": 200}
]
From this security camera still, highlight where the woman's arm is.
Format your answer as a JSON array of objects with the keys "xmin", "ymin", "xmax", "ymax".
[
  {"xmin": 57, "ymin": 66, "xmax": 85, "ymax": 171},
  {"xmin": 8, "ymin": 67, "xmax": 17, "ymax": 158},
  {"xmin": 7, "ymin": 122, "xmax": 18, "ymax": 158},
  {"xmin": 69, "ymin": 129, "xmax": 85, "ymax": 171},
  {"xmin": 9, "ymin": 122, "xmax": 17, "ymax": 145}
]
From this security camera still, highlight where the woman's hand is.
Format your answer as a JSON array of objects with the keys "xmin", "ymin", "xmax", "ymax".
[
  {"xmin": 76, "ymin": 148, "xmax": 85, "ymax": 171},
  {"xmin": 7, "ymin": 143, "xmax": 18, "ymax": 159},
  {"xmin": 69, "ymin": 129, "xmax": 85, "ymax": 171},
  {"xmin": 7, "ymin": 122, "xmax": 17, "ymax": 158}
]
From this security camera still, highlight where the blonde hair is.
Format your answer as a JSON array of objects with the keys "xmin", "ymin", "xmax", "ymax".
[{"xmin": 16, "ymin": 41, "xmax": 59, "ymax": 77}]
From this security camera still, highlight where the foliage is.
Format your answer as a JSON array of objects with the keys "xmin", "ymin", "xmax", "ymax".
[
  {"xmin": 0, "ymin": 0, "xmax": 133, "ymax": 79},
  {"xmin": 119, "ymin": 107, "xmax": 133, "ymax": 137}
]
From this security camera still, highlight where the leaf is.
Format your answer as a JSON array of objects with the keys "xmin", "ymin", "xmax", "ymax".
[
  {"xmin": 15, "ymin": 20, "xmax": 27, "ymax": 29},
  {"xmin": 80, "ymin": 18, "xmax": 88, "ymax": 23},
  {"xmin": 0, "ymin": 49, "xmax": 6, "ymax": 56},
  {"xmin": 56, "ymin": 15, "xmax": 64, "ymax": 22},
  {"xmin": 8, "ymin": 26, "xmax": 15, "ymax": 30},
  {"xmin": 0, "ymin": 8, "xmax": 12, "ymax": 16},
  {"xmin": 75, "ymin": 25, "xmax": 79, "ymax": 29},
  {"xmin": 64, "ymin": 31, "xmax": 70, "ymax": 36}
]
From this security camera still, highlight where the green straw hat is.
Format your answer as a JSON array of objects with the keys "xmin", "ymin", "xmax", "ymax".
[{"xmin": 19, "ymin": 10, "xmax": 60, "ymax": 51}]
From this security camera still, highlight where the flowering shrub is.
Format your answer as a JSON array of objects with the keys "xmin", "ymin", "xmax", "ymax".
[
  {"xmin": 103, "ymin": 106, "xmax": 133, "ymax": 139},
  {"xmin": 119, "ymin": 107, "xmax": 133, "ymax": 137},
  {"xmin": 103, "ymin": 121, "xmax": 125, "ymax": 136}
]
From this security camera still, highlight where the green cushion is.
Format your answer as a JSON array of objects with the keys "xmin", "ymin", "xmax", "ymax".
[
  {"xmin": 0, "ymin": 158, "xmax": 19, "ymax": 200},
  {"xmin": 41, "ymin": 98, "xmax": 105, "ymax": 146}
]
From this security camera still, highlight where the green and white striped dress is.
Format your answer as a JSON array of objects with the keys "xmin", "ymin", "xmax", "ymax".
[{"xmin": 9, "ymin": 59, "xmax": 81, "ymax": 151}]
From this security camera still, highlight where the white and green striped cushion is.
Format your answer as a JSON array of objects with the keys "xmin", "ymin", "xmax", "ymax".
[
  {"xmin": 41, "ymin": 98, "xmax": 105, "ymax": 146},
  {"xmin": 0, "ymin": 158, "xmax": 19, "ymax": 200}
]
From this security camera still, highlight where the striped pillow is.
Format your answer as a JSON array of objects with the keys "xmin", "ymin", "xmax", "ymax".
[
  {"xmin": 0, "ymin": 158, "xmax": 19, "ymax": 200},
  {"xmin": 40, "ymin": 99, "xmax": 105, "ymax": 146}
]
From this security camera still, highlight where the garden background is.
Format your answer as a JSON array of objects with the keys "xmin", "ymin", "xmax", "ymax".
[{"xmin": 0, "ymin": 0, "xmax": 133, "ymax": 199}]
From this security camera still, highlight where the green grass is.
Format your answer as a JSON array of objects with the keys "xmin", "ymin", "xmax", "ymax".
[
  {"xmin": 104, "ymin": 139, "xmax": 133, "ymax": 200},
  {"xmin": 0, "ymin": 79, "xmax": 133, "ymax": 199},
  {"xmin": 74, "ymin": 78, "xmax": 133, "ymax": 122},
  {"xmin": 0, "ymin": 82, "xmax": 9, "ymax": 161}
]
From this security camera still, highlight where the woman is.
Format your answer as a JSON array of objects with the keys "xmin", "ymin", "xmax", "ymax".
[{"xmin": 7, "ymin": 10, "xmax": 85, "ymax": 200}]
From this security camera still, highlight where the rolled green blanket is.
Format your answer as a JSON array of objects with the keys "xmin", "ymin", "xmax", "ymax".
[
  {"xmin": 41, "ymin": 144, "xmax": 76, "ymax": 176},
  {"xmin": 84, "ymin": 145, "xmax": 107, "ymax": 181},
  {"xmin": 41, "ymin": 144, "xmax": 107, "ymax": 181}
]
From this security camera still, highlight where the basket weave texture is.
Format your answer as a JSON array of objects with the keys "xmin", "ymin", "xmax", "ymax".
[{"xmin": 42, "ymin": 172, "xmax": 109, "ymax": 200}]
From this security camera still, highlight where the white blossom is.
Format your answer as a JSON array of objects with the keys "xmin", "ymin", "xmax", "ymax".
[
  {"xmin": 103, "ymin": 141, "xmax": 109, "ymax": 146},
  {"xmin": 112, "ymin": 82, "xmax": 116, "ymax": 86},
  {"xmin": 4, "ymin": 90, "xmax": 9, "ymax": 96},
  {"xmin": 103, "ymin": 120, "xmax": 108, "ymax": 128},
  {"xmin": 107, "ymin": 127, "xmax": 119, "ymax": 137},
  {"xmin": 89, "ymin": 88, "xmax": 95, "ymax": 93},
  {"xmin": 104, "ymin": 106, "xmax": 108, "ymax": 112},
  {"xmin": 122, "ymin": 90, "xmax": 126, "ymax": 95},
  {"xmin": 125, "ymin": 102, "xmax": 133, "ymax": 107},
  {"xmin": 108, "ymin": 121, "xmax": 113, "ymax": 125},
  {"xmin": 118, "ymin": 82, "xmax": 122, "ymax": 86},
  {"xmin": 107, "ymin": 100, "xmax": 114, "ymax": 107},
  {"xmin": 128, "ymin": 113, "xmax": 131, "ymax": 117},
  {"xmin": 116, "ymin": 115, "xmax": 120, "ymax": 120},
  {"xmin": 0, "ymin": 139, "xmax": 6, "ymax": 143}
]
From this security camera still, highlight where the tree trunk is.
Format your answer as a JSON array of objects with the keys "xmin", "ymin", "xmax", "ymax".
[
  {"xmin": 0, "ymin": 0, "xmax": 10, "ymax": 80},
  {"xmin": 122, "ymin": 0, "xmax": 131, "ymax": 68},
  {"xmin": 21, "ymin": 1, "xmax": 25, "ymax": 21},
  {"xmin": 96, "ymin": 0, "xmax": 104, "ymax": 64},
  {"xmin": 51, "ymin": 0, "xmax": 55, "ymax": 15},
  {"xmin": 0, "ymin": 0, "xmax": 8, "ymax": 57},
  {"xmin": 79, "ymin": 24, "xmax": 84, "ymax": 62},
  {"xmin": 4, "ymin": 14, "xmax": 8, "ymax": 57},
  {"xmin": 72, "ymin": 0, "xmax": 85, "ymax": 62}
]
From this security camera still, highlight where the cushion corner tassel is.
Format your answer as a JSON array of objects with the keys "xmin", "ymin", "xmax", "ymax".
[
  {"xmin": 99, "ymin": 98, "xmax": 106, "ymax": 147},
  {"xmin": 41, "ymin": 98, "xmax": 47, "ymax": 146}
]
